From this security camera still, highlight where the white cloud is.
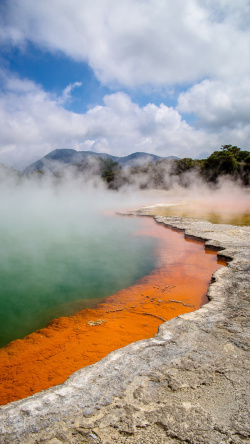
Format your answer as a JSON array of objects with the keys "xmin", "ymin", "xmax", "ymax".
[
  {"xmin": 177, "ymin": 78, "xmax": 250, "ymax": 129},
  {"xmin": 1, "ymin": 0, "xmax": 250, "ymax": 87},
  {"xmin": 0, "ymin": 72, "xmax": 202, "ymax": 167},
  {"xmin": 60, "ymin": 82, "xmax": 83, "ymax": 104},
  {"xmin": 1, "ymin": 71, "xmax": 249, "ymax": 169},
  {"xmin": 0, "ymin": 0, "xmax": 249, "ymax": 165}
]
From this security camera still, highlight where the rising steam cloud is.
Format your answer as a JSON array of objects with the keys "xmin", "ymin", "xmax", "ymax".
[{"xmin": 0, "ymin": 161, "xmax": 249, "ymax": 347}]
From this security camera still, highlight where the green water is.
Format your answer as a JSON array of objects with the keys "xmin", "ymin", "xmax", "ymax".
[{"xmin": 0, "ymin": 185, "xmax": 157, "ymax": 348}]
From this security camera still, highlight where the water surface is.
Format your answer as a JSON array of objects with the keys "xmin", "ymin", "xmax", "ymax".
[
  {"xmin": 0, "ymin": 217, "xmax": 225, "ymax": 405},
  {"xmin": 0, "ymin": 185, "xmax": 157, "ymax": 348}
]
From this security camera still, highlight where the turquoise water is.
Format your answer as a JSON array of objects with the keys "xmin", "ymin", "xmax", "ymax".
[{"xmin": 0, "ymin": 184, "xmax": 157, "ymax": 348}]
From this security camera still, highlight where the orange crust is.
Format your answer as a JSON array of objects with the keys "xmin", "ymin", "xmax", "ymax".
[{"xmin": 0, "ymin": 218, "xmax": 225, "ymax": 405}]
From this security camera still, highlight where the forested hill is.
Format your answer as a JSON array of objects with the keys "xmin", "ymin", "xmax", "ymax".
[
  {"xmin": 13, "ymin": 145, "xmax": 250, "ymax": 190},
  {"xmin": 173, "ymin": 145, "xmax": 250, "ymax": 185},
  {"xmin": 99, "ymin": 145, "xmax": 250, "ymax": 189}
]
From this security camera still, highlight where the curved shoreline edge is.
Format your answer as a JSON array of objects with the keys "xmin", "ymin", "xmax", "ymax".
[{"xmin": 0, "ymin": 213, "xmax": 249, "ymax": 444}]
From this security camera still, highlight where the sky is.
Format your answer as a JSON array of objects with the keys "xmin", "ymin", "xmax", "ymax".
[{"xmin": 0, "ymin": 0, "xmax": 250, "ymax": 169}]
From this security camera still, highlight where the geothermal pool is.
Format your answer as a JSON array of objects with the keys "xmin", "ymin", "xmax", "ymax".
[
  {"xmin": 3, "ymin": 182, "xmax": 244, "ymax": 405},
  {"xmin": 0, "ymin": 211, "xmax": 157, "ymax": 348},
  {"xmin": 0, "ymin": 212, "xmax": 225, "ymax": 405}
]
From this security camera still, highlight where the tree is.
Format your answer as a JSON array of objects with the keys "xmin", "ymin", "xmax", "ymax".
[
  {"xmin": 100, "ymin": 159, "xmax": 121, "ymax": 186},
  {"xmin": 202, "ymin": 145, "xmax": 249, "ymax": 183}
]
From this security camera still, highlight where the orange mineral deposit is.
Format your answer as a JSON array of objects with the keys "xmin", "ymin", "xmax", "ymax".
[{"xmin": 0, "ymin": 217, "xmax": 226, "ymax": 405}]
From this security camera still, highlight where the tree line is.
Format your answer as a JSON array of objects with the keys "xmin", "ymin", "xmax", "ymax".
[
  {"xmin": 100, "ymin": 145, "xmax": 250, "ymax": 189},
  {"xmin": 10, "ymin": 144, "xmax": 249, "ymax": 189}
]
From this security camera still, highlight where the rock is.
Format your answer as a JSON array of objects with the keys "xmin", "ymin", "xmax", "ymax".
[
  {"xmin": 87, "ymin": 319, "xmax": 107, "ymax": 327},
  {"xmin": 0, "ymin": 213, "xmax": 249, "ymax": 444}
]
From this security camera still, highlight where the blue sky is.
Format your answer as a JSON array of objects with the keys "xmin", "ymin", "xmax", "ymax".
[
  {"xmin": 2, "ymin": 43, "xmax": 110, "ymax": 113},
  {"xmin": 0, "ymin": 0, "xmax": 250, "ymax": 169},
  {"xmin": 2, "ymin": 41, "xmax": 187, "ymax": 113}
]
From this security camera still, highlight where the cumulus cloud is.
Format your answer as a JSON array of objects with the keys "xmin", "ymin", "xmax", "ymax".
[
  {"xmin": 177, "ymin": 78, "xmax": 250, "ymax": 129},
  {"xmin": 1, "ymin": 0, "xmax": 250, "ymax": 87},
  {"xmin": 0, "ymin": 70, "xmax": 221, "ymax": 168},
  {"xmin": 0, "ymin": 70, "xmax": 85, "ymax": 167},
  {"xmin": 0, "ymin": 0, "xmax": 250, "ymax": 168}
]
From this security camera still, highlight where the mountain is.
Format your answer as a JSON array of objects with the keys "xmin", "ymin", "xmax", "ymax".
[{"xmin": 23, "ymin": 149, "xmax": 178, "ymax": 175}]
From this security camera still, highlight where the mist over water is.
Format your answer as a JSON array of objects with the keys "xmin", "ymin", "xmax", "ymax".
[
  {"xmin": 145, "ymin": 179, "xmax": 250, "ymax": 225},
  {"xmin": 0, "ymin": 169, "xmax": 249, "ymax": 348},
  {"xmin": 0, "ymin": 179, "xmax": 161, "ymax": 348}
]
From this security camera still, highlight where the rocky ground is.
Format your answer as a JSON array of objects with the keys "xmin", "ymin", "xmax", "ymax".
[{"xmin": 0, "ymin": 211, "xmax": 249, "ymax": 444}]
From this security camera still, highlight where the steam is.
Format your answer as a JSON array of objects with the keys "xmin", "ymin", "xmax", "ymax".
[
  {"xmin": 0, "ymin": 172, "xmax": 165, "ymax": 348},
  {"xmin": 0, "ymin": 162, "xmax": 249, "ymax": 348}
]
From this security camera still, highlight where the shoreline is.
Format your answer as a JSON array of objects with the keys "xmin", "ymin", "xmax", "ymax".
[
  {"xmin": 0, "ymin": 212, "xmax": 249, "ymax": 443},
  {"xmin": 0, "ymin": 216, "xmax": 222, "ymax": 405}
]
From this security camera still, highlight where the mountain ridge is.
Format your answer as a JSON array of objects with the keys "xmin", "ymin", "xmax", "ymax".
[{"xmin": 23, "ymin": 149, "xmax": 179, "ymax": 174}]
